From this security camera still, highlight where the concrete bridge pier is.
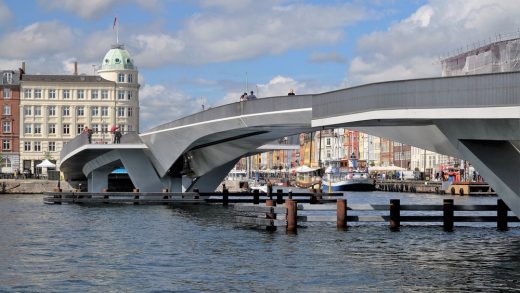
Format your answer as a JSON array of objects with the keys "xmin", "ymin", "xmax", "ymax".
[
  {"xmin": 163, "ymin": 176, "xmax": 193, "ymax": 193},
  {"xmin": 458, "ymin": 139, "xmax": 520, "ymax": 215},
  {"xmin": 187, "ymin": 159, "xmax": 241, "ymax": 192},
  {"xmin": 119, "ymin": 149, "xmax": 164, "ymax": 192},
  {"xmin": 87, "ymin": 169, "xmax": 111, "ymax": 193}
]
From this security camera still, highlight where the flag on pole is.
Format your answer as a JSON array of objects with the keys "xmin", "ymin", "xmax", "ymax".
[{"xmin": 113, "ymin": 16, "xmax": 118, "ymax": 30}]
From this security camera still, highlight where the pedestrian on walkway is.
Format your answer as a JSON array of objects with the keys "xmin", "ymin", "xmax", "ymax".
[
  {"xmin": 111, "ymin": 125, "xmax": 120, "ymax": 144},
  {"xmin": 84, "ymin": 126, "xmax": 93, "ymax": 144}
]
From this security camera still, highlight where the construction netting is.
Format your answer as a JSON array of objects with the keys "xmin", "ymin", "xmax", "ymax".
[{"xmin": 441, "ymin": 38, "xmax": 520, "ymax": 76}]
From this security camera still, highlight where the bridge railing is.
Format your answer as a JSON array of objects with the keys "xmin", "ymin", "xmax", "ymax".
[
  {"xmin": 60, "ymin": 131, "xmax": 143, "ymax": 163},
  {"xmin": 60, "ymin": 132, "xmax": 89, "ymax": 160},
  {"xmin": 313, "ymin": 71, "xmax": 520, "ymax": 120},
  {"xmin": 143, "ymin": 95, "xmax": 314, "ymax": 134}
]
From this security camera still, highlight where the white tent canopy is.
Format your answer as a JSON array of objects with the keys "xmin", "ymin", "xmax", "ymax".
[
  {"xmin": 36, "ymin": 159, "xmax": 56, "ymax": 168},
  {"xmin": 293, "ymin": 165, "xmax": 320, "ymax": 173},
  {"xmin": 368, "ymin": 165, "xmax": 406, "ymax": 172}
]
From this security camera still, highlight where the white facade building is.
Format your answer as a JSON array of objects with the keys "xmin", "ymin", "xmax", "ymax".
[{"xmin": 19, "ymin": 44, "xmax": 139, "ymax": 174}]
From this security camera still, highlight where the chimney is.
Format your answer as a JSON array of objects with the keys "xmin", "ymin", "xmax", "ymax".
[
  {"xmin": 74, "ymin": 61, "xmax": 78, "ymax": 75},
  {"xmin": 21, "ymin": 61, "xmax": 25, "ymax": 72}
]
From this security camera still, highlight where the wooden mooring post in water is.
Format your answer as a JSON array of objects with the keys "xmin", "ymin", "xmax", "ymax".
[{"xmin": 234, "ymin": 198, "xmax": 518, "ymax": 232}]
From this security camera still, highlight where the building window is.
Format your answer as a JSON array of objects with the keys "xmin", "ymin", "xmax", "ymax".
[
  {"xmin": 91, "ymin": 106, "xmax": 99, "ymax": 116},
  {"xmin": 77, "ymin": 124, "xmax": 84, "ymax": 134},
  {"xmin": 92, "ymin": 124, "xmax": 99, "ymax": 133},
  {"xmin": 48, "ymin": 123, "xmax": 56, "ymax": 134},
  {"xmin": 101, "ymin": 106, "xmax": 108, "ymax": 117},
  {"xmin": 24, "ymin": 124, "xmax": 32, "ymax": 134},
  {"xmin": 63, "ymin": 124, "xmax": 70, "ymax": 135},
  {"xmin": 34, "ymin": 124, "xmax": 42, "ymax": 134},
  {"xmin": 48, "ymin": 142, "xmax": 56, "ymax": 152},
  {"xmin": 76, "ymin": 106, "xmax": 84, "ymax": 116},
  {"xmin": 326, "ymin": 138, "xmax": 331, "ymax": 146},
  {"xmin": 24, "ymin": 106, "xmax": 32, "ymax": 116},
  {"xmin": 127, "ymin": 107, "xmax": 133, "ymax": 117},
  {"xmin": 118, "ymin": 73, "xmax": 124, "ymax": 82},
  {"xmin": 48, "ymin": 106, "xmax": 56, "ymax": 116},
  {"xmin": 23, "ymin": 88, "xmax": 32, "ymax": 98},
  {"xmin": 127, "ymin": 91, "xmax": 132, "ymax": 100},
  {"xmin": 49, "ymin": 89, "xmax": 56, "ymax": 99},
  {"xmin": 101, "ymin": 124, "xmax": 108, "ymax": 133},
  {"xmin": 3, "ymin": 88, "xmax": 10, "ymax": 99},
  {"xmin": 3, "ymin": 105, "xmax": 11, "ymax": 115},
  {"xmin": 62, "ymin": 106, "xmax": 70, "ymax": 116},
  {"xmin": 2, "ymin": 121, "xmax": 11, "ymax": 133},
  {"xmin": 1, "ymin": 157, "xmax": 11, "ymax": 170},
  {"xmin": 63, "ymin": 89, "xmax": 70, "ymax": 99},
  {"xmin": 91, "ymin": 90, "xmax": 98, "ymax": 100},
  {"xmin": 117, "ymin": 90, "xmax": 125, "ymax": 100},
  {"xmin": 101, "ymin": 90, "xmax": 108, "ymax": 100},
  {"xmin": 127, "ymin": 125, "xmax": 133, "ymax": 132},
  {"xmin": 34, "ymin": 89, "xmax": 42, "ymax": 99},
  {"xmin": 127, "ymin": 74, "xmax": 133, "ymax": 83},
  {"xmin": 34, "ymin": 106, "xmax": 42, "ymax": 116},
  {"xmin": 117, "ymin": 106, "xmax": 125, "ymax": 117},
  {"xmin": 77, "ymin": 89, "xmax": 84, "ymax": 99},
  {"xmin": 3, "ymin": 72, "xmax": 12, "ymax": 84},
  {"xmin": 2, "ymin": 140, "xmax": 10, "ymax": 151},
  {"xmin": 24, "ymin": 141, "xmax": 31, "ymax": 151},
  {"xmin": 34, "ymin": 142, "xmax": 41, "ymax": 152}
]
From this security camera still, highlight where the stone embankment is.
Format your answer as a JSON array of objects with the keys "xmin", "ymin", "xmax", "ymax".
[{"xmin": 0, "ymin": 179, "xmax": 73, "ymax": 194}]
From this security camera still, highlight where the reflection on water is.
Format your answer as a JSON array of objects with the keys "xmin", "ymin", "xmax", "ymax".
[{"xmin": 0, "ymin": 193, "xmax": 519, "ymax": 292}]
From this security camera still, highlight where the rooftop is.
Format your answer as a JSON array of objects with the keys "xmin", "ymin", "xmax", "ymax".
[{"xmin": 22, "ymin": 74, "xmax": 113, "ymax": 83}]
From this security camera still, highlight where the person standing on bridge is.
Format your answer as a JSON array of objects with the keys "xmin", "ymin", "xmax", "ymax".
[
  {"xmin": 288, "ymin": 88, "xmax": 295, "ymax": 96},
  {"xmin": 247, "ymin": 91, "xmax": 257, "ymax": 100},
  {"xmin": 111, "ymin": 125, "xmax": 121, "ymax": 144},
  {"xmin": 240, "ymin": 92, "xmax": 247, "ymax": 102},
  {"xmin": 84, "ymin": 126, "xmax": 93, "ymax": 144}
]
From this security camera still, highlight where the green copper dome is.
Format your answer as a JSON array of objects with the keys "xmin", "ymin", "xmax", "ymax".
[{"xmin": 100, "ymin": 44, "xmax": 135, "ymax": 70}]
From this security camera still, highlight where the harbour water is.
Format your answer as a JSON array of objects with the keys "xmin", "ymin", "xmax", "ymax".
[{"xmin": 0, "ymin": 192, "xmax": 519, "ymax": 292}]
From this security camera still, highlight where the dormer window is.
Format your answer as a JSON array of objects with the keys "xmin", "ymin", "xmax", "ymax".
[
  {"xmin": 105, "ymin": 59, "xmax": 109, "ymax": 64},
  {"xmin": 115, "ymin": 58, "xmax": 121, "ymax": 63},
  {"xmin": 126, "ymin": 58, "xmax": 131, "ymax": 64},
  {"xmin": 3, "ymin": 72, "xmax": 13, "ymax": 84}
]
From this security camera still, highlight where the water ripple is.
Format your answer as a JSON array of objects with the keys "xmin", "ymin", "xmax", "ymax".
[{"xmin": 0, "ymin": 193, "xmax": 519, "ymax": 292}]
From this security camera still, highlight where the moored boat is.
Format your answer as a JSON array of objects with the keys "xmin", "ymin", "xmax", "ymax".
[
  {"xmin": 294, "ymin": 165, "xmax": 322, "ymax": 189},
  {"xmin": 322, "ymin": 155, "xmax": 375, "ymax": 192}
]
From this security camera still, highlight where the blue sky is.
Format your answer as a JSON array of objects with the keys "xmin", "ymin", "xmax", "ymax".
[{"xmin": 1, "ymin": 0, "xmax": 519, "ymax": 131}]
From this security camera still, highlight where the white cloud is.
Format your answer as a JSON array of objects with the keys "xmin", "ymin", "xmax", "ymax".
[
  {"xmin": 132, "ymin": 34, "xmax": 185, "ymax": 67},
  {"xmin": 0, "ymin": 58, "xmax": 22, "ymax": 70},
  {"xmin": 38, "ymin": 0, "xmax": 118, "ymax": 19},
  {"xmin": 348, "ymin": 0, "xmax": 520, "ymax": 85},
  {"xmin": 0, "ymin": 0, "xmax": 12, "ymax": 24},
  {"xmin": 139, "ymin": 83, "xmax": 201, "ymax": 131},
  {"xmin": 0, "ymin": 21, "xmax": 75, "ymax": 59},
  {"xmin": 38, "ymin": 0, "xmax": 163, "ymax": 19},
  {"xmin": 129, "ymin": 2, "xmax": 368, "ymax": 66}
]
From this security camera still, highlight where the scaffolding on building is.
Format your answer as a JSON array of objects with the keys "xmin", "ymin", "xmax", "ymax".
[{"xmin": 441, "ymin": 36, "xmax": 520, "ymax": 76}]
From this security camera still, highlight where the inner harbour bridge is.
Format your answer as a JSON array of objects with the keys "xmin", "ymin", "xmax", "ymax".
[{"xmin": 59, "ymin": 71, "xmax": 520, "ymax": 216}]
